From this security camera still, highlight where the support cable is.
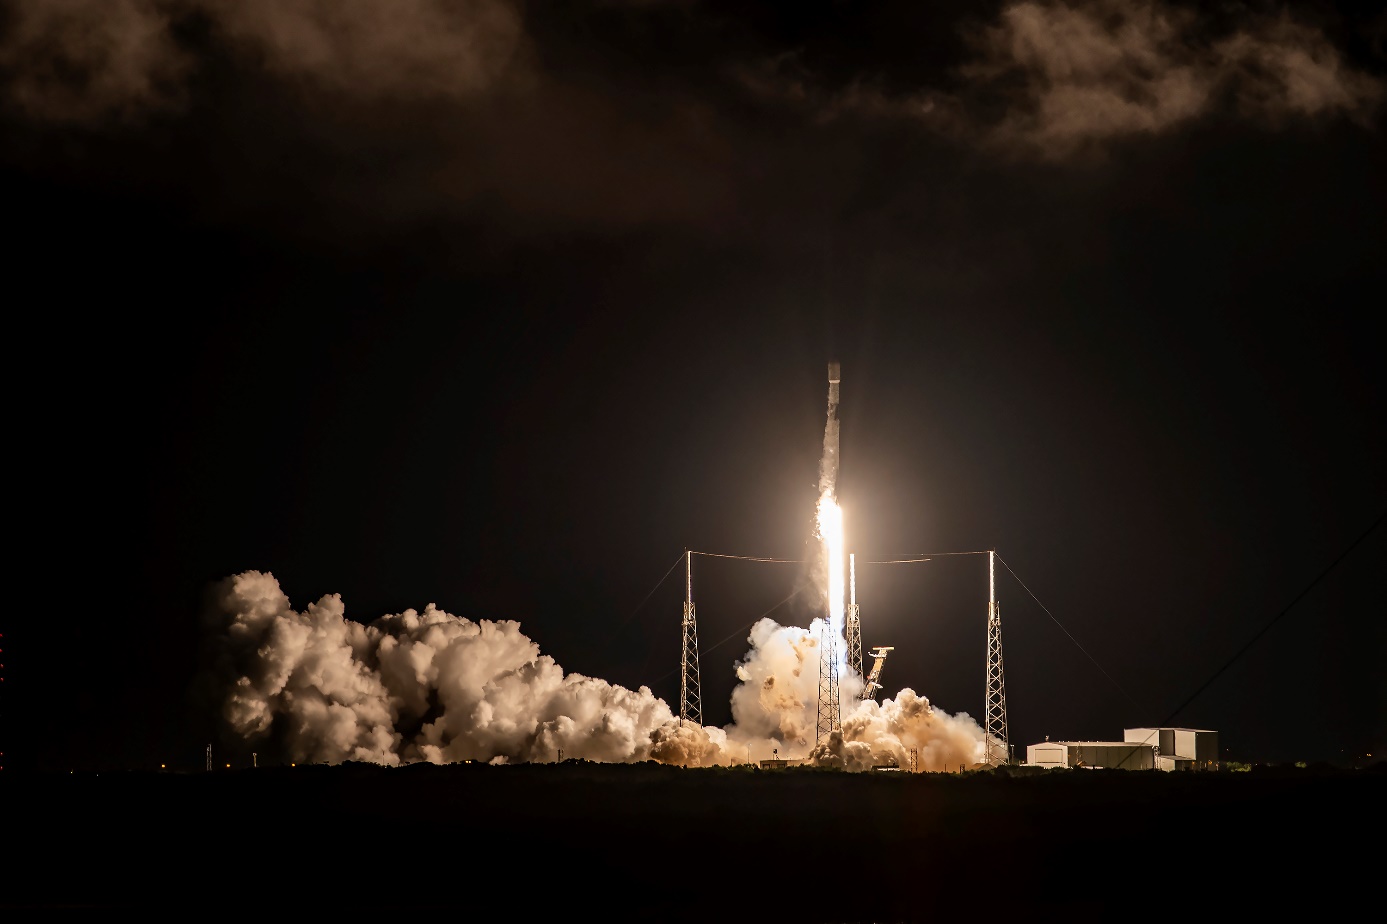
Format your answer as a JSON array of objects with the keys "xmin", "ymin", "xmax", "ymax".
[
  {"xmin": 594, "ymin": 552, "xmax": 686, "ymax": 659},
  {"xmin": 649, "ymin": 587, "xmax": 804, "ymax": 689},
  {"xmin": 863, "ymin": 551, "xmax": 991, "ymax": 562}
]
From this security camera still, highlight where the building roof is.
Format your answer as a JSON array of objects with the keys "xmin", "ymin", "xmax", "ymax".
[{"xmin": 1124, "ymin": 727, "xmax": 1216, "ymax": 733}]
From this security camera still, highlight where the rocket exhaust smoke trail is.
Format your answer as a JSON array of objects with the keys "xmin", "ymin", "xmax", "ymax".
[{"xmin": 203, "ymin": 364, "xmax": 987, "ymax": 770}]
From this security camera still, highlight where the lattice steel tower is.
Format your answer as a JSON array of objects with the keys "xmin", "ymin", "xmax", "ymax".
[
  {"xmin": 983, "ymin": 550, "xmax": 1010, "ymax": 766},
  {"xmin": 845, "ymin": 552, "xmax": 863, "ymax": 683},
  {"xmin": 679, "ymin": 550, "xmax": 703, "ymax": 728},
  {"xmin": 816, "ymin": 616, "xmax": 841, "ymax": 746}
]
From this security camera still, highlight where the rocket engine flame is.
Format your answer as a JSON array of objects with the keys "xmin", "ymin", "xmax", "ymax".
[{"xmin": 816, "ymin": 490, "xmax": 846, "ymax": 642}]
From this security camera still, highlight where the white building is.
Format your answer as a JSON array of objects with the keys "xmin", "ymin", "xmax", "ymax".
[
  {"xmin": 1123, "ymin": 727, "xmax": 1219, "ymax": 771},
  {"xmin": 1025, "ymin": 738, "xmax": 1155, "ymax": 769},
  {"xmin": 1024, "ymin": 727, "xmax": 1220, "ymax": 771}
]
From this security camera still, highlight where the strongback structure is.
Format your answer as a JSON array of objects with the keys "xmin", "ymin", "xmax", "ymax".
[
  {"xmin": 679, "ymin": 550, "xmax": 703, "ymax": 728},
  {"xmin": 862, "ymin": 646, "xmax": 893, "ymax": 702},
  {"xmin": 983, "ymin": 550, "xmax": 1010, "ymax": 766},
  {"xmin": 846, "ymin": 552, "xmax": 863, "ymax": 682}
]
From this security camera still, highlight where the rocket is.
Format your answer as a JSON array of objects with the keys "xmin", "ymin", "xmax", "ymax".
[{"xmin": 820, "ymin": 362, "xmax": 841, "ymax": 498}]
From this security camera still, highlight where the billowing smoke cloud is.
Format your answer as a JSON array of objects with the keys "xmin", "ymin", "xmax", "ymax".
[
  {"xmin": 0, "ymin": 0, "xmax": 527, "ymax": 121},
  {"xmin": 204, "ymin": 570, "xmax": 987, "ymax": 770},
  {"xmin": 737, "ymin": 0, "xmax": 1384, "ymax": 159},
  {"xmin": 728, "ymin": 616, "xmax": 989, "ymax": 771}
]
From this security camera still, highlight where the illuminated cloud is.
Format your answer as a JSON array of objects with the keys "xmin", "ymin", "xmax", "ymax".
[
  {"xmin": 0, "ymin": 0, "xmax": 192, "ymax": 122},
  {"xmin": 0, "ymin": 0, "xmax": 527, "ymax": 121},
  {"xmin": 967, "ymin": 0, "xmax": 1383, "ymax": 157},
  {"xmin": 737, "ymin": 0, "xmax": 1383, "ymax": 159},
  {"xmin": 209, "ymin": 0, "xmax": 527, "ymax": 101}
]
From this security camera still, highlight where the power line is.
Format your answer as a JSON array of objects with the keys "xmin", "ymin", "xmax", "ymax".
[
  {"xmin": 1114, "ymin": 509, "xmax": 1385, "ymax": 767},
  {"xmin": 995, "ymin": 555, "xmax": 1144, "ymax": 710},
  {"xmin": 1159, "ymin": 508, "xmax": 1386, "ymax": 726}
]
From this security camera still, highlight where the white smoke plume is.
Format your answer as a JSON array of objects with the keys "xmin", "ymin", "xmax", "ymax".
[
  {"xmin": 204, "ymin": 570, "xmax": 988, "ymax": 770},
  {"xmin": 726, "ymin": 616, "xmax": 989, "ymax": 770}
]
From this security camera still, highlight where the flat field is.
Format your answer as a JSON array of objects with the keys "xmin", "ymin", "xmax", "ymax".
[{"xmin": 3, "ymin": 761, "xmax": 1380, "ymax": 920}]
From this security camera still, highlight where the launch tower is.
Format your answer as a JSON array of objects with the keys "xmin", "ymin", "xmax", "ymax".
[
  {"xmin": 680, "ymin": 550, "xmax": 703, "ymax": 727},
  {"xmin": 983, "ymin": 550, "xmax": 1010, "ymax": 765}
]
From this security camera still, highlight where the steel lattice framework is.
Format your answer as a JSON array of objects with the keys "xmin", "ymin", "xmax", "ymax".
[
  {"xmin": 845, "ymin": 553, "xmax": 863, "ymax": 683},
  {"xmin": 983, "ymin": 551, "xmax": 1010, "ymax": 766},
  {"xmin": 679, "ymin": 551, "xmax": 703, "ymax": 728},
  {"xmin": 816, "ymin": 618, "xmax": 841, "ymax": 746}
]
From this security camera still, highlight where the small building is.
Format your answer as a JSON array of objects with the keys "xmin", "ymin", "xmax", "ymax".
[
  {"xmin": 1025, "ymin": 739, "xmax": 1154, "ymax": 770},
  {"xmin": 1123, "ymin": 727, "xmax": 1219, "ymax": 771},
  {"xmin": 1024, "ymin": 728, "xmax": 1220, "ymax": 770}
]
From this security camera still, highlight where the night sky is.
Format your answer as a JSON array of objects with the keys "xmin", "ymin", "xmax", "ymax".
[{"xmin": 4, "ymin": 0, "xmax": 1384, "ymax": 772}]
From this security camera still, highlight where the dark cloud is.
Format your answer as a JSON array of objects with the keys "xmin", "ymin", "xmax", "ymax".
[
  {"xmin": 967, "ymin": 0, "xmax": 1383, "ymax": 156},
  {"xmin": 0, "ymin": 0, "xmax": 529, "ymax": 121},
  {"xmin": 737, "ymin": 1, "xmax": 1384, "ymax": 158},
  {"xmin": 0, "ymin": 0, "xmax": 191, "ymax": 121},
  {"xmin": 210, "ymin": 0, "xmax": 528, "ymax": 100}
]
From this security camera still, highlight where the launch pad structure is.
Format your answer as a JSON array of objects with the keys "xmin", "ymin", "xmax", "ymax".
[
  {"xmin": 675, "ymin": 361, "xmax": 1012, "ymax": 766},
  {"xmin": 680, "ymin": 550, "xmax": 702, "ymax": 728}
]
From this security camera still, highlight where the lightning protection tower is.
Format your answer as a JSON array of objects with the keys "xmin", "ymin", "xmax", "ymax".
[
  {"xmin": 983, "ymin": 550, "xmax": 1010, "ymax": 766},
  {"xmin": 680, "ymin": 550, "xmax": 703, "ymax": 728},
  {"xmin": 845, "ymin": 552, "xmax": 863, "ymax": 682}
]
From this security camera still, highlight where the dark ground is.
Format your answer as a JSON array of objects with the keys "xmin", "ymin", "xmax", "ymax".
[{"xmin": 3, "ymin": 761, "xmax": 1382, "ymax": 920}]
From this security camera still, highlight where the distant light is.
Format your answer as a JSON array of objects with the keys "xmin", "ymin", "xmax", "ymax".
[
  {"xmin": 291, "ymin": 763, "xmax": 296, "ymax": 767},
  {"xmin": 225, "ymin": 763, "xmax": 230, "ymax": 768},
  {"xmin": 160, "ymin": 764, "xmax": 166, "ymax": 769}
]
